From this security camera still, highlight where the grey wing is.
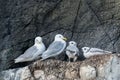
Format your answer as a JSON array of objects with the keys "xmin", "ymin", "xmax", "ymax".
[
  {"xmin": 42, "ymin": 41, "xmax": 65, "ymax": 59},
  {"xmin": 90, "ymin": 48, "xmax": 108, "ymax": 53},
  {"xmin": 16, "ymin": 46, "xmax": 38, "ymax": 59},
  {"xmin": 74, "ymin": 47, "xmax": 79, "ymax": 56},
  {"xmin": 66, "ymin": 46, "xmax": 79, "ymax": 56},
  {"xmin": 76, "ymin": 47, "xmax": 80, "ymax": 56}
]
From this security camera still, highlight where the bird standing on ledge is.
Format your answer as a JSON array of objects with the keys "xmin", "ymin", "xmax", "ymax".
[
  {"xmin": 41, "ymin": 34, "xmax": 67, "ymax": 60},
  {"xmin": 14, "ymin": 36, "xmax": 46, "ymax": 63}
]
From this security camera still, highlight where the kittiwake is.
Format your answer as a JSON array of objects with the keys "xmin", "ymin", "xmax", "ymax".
[
  {"xmin": 66, "ymin": 41, "xmax": 79, "ymax": 62},
  {"xmin": 41, "ymin": 34, "xmax": 67, "ymax": 60},
  {"xmin": 82, "ymin": 47, "xmax": 112, "ymax": 58},
  {"xmin": 14, "ymin": 36, "xmax": 46, "ymax": 63}
]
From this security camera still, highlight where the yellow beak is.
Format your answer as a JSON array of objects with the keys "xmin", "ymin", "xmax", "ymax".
[{"xmin": 62, "ymin": 37, "xmax": 67, "ymax": 41}]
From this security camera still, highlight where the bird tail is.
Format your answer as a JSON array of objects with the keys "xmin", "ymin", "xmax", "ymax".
[
  {"xmin": 104, "ymin": 50, "xmax": 112, "ymax": 54},
  {"xmin": 14, "ymin": 60, "xmax": 19, "ymax": 63},
  {"xmin": 14, "ymin": 59, "xmax": 19, "ymax": 63},
  {"xmin": 41, "ymin": 51, "xmax": 50, "ymax": 61},
  {"xmin": 41, "ymin": 56, "xmax": 45, "ymax": 61},
  {"xmin": 14, "ymin": 58, "xmax": 23, "ymax": 63},
  {"xmin": 112, "ymin": 51, "xmax": 117, "ymax": 54}
]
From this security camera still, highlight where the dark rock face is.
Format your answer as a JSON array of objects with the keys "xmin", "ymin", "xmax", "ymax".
[{"xmin": 0, "ymin": 0, "xmax": 120, "ymax": 71}]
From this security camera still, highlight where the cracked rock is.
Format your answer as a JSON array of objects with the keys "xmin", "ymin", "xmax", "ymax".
[{"xmin": 0, "ymin": 0, "xmax": 120, "ymax": 73}]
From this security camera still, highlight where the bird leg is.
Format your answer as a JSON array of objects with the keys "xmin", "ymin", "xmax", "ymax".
[
  {"xmin": 67, "ymin": 58, "xmax": 71, "ymax": 65},
  {"xmin": 73, "ymin": 57, "xmax": 77, "ymax": 62},
  {"xmin": 69, "ymin": 58, "xmax": 71, "ymax": 63}
]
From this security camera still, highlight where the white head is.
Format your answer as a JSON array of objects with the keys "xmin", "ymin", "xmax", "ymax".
[
  {"xmin": 54, "ymin": 34, "xmax": 67, "ymax": 41},
  {"xmin": 69, "ymin": 41, "xmax": 77, "ymax": 46},
  {"xmin": 82, "ymin": 47, "xmax": 90, "ymax": 53},
  {"xmin": 35, "ymin": 36, "xmax": 42, "ymax": 44}
]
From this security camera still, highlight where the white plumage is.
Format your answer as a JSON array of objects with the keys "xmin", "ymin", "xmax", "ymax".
[
  {"xmin": 41, "ymin": 34, "xmax": 67, "ymax": 60},
  {"xmin": 14, "ymin": 36, "xmax": 46, "ymax": 63},
  {"xmin": 66, "ymin": 41, "xmax": 79, "ymax": 62},
  {"xmin": 82, "ymin": 47, "xmax": 112, "ymax": 58}
]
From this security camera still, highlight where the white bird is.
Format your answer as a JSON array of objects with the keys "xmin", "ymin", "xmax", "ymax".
[
  {"xmin": 41, "ymin": 34, "xmax": 67, "ymax": 60},
  {"xmin": 66, "ymin": 41, "xmax": 79, "ymax": 62},
  {"xmin": 82, "ymin": 47, "xmax": 112, "ymax": 58},
  {"xmin": 14, "ymin": 36, "xmax": 46, "ymax": 63}
]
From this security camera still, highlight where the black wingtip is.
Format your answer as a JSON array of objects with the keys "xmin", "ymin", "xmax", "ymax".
[{"xmin": 112, "ymin": 51, "xmax": 117, "ymax": 54}]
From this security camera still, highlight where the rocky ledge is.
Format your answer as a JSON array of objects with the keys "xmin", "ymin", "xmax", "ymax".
[{"xmin": 0, "ymin": 54, "xmax": 120, "ymax": 80}]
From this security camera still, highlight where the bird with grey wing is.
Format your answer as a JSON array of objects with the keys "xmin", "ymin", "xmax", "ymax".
[
  {"xmin": 14, "ymin": 36, "xmax": 46, "ymax": 63},
  {"xmin": 66, "ymin": 41, "xmax": 79, "ymax": 62},
  {"xmin": 82, "ymin": 47, "xmax": 112, "ymax": 58},
  {"xmin": 41, "ymin": 34, "xmax": 67, "ymax": 60}
]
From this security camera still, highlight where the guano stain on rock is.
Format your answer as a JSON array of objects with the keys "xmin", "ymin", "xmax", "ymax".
[{"xmin": 0, "ymin": 54, "xmax": 120, "ymax": 80}]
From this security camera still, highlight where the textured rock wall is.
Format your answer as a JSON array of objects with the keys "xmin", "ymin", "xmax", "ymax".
[
  {"xmin": 0, "ymin": 0, "xmax": 120, "ymax": 71},
  {"xmin": 0, "ymin": 54, "xmax": 120, "ymax": 80}
]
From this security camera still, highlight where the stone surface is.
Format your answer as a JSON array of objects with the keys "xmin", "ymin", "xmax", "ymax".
[
  {"xmin": 80, "ymin": 65, "xmax": 96, "ymax": 80},
  {"xmin": 0, "ymin": 0, "xmax": 120, "ymax": 80},
  {"xmin": 65, "ymin": 69, "xmax": 79, "ymax": 79},
  {"xmin": 34, "ymin": 70, "xmax": 45, "ymax": 79},
  {"xmin": 0, "ymin": 54, "xmax": 120, "ymax": 80},
  {"xmin": 0, "ymin": 0, "xmax": 120, "ymax": 72}
]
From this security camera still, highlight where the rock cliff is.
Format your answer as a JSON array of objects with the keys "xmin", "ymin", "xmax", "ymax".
[
  {"xmin": 0, "ymin": 0, "xmax": 120, "ymax": 75},
  {"xmin": 0, "ymin": 54, "xmax": 120, "ymax": 80}
]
